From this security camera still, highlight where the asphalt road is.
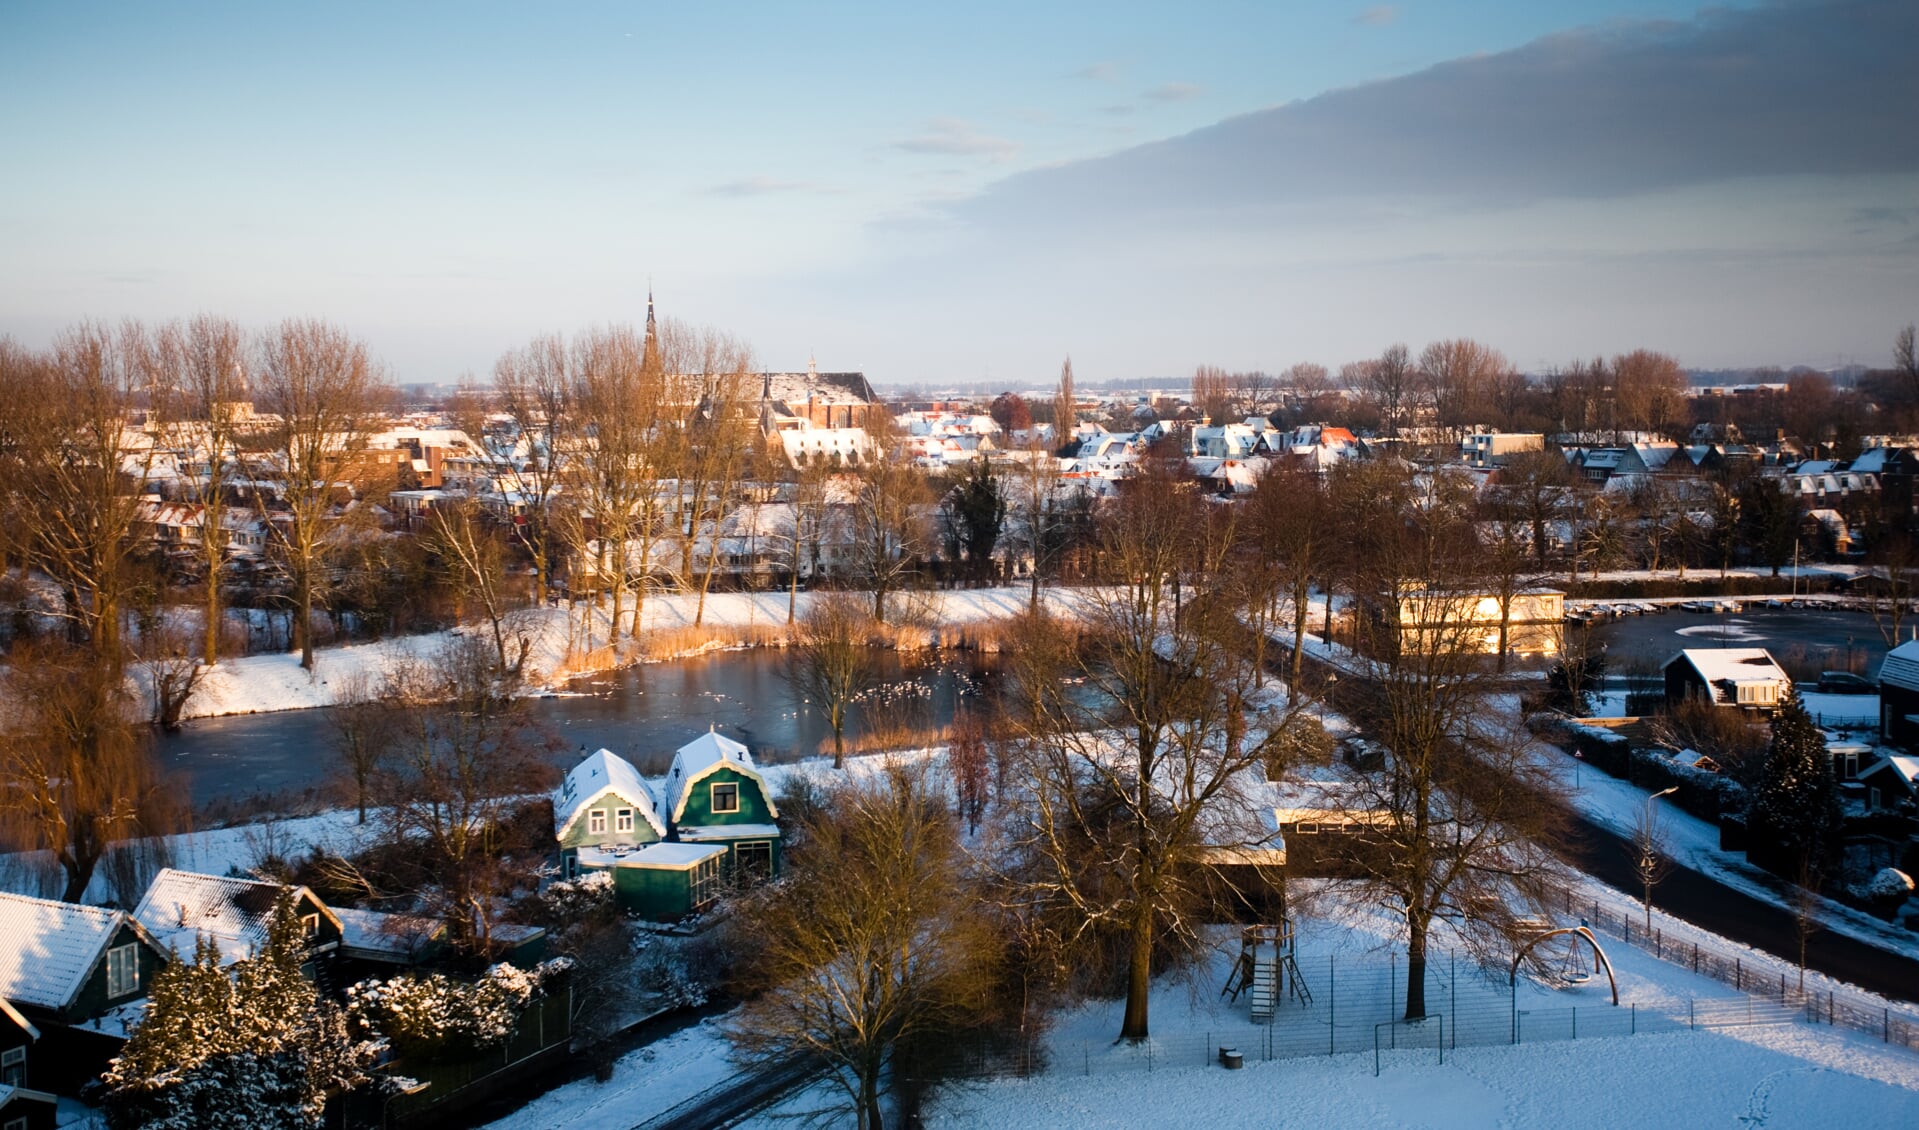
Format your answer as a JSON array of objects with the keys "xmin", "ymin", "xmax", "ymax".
[
  {"xmin": 1290, "ymin": 650, "xmax": 1919, "ymax": 1006},
  {"xmin": 1556, "ymin": 808, "xmax": 1919, "ymax": 1005}
]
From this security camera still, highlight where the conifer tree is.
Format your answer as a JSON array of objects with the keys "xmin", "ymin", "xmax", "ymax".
[
  {"xmin": 1748, "ymin": 689, "xmax": 1841, "ymax": 876},
  {"xmin": 105, "ymin": 890, "xmax": 375, "ymax": 1129}
]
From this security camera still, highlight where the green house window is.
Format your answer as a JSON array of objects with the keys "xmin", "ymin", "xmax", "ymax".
[
  {"xmin": 691, "ymin": 854, "xmax": 722, "ymax": 908},
  {"xmin": 735, "ymin": 841, "xmax": 772, "ymax": 880},
  {"xmin": 615, "ymin": 808, "xmax": 634, "ymax": 834},
  {"xmin": 710, "ymin": 783, "xmax": 740, "ymax": 814},
  {"xmin": 588, "ymin": 808, "xmax": 607, "ymax": 834},
  {"xmin": 106, "ymin": 942, "xmax": 139, "ymax": 998}
]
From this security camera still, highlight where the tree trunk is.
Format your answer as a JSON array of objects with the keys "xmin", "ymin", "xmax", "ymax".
[
  {"xmin": 60, "ymin": 845, "xmax": 97, "ymax": 904},
  {"xmin": 1119, "ymin": 899, "xmax": 1154, "ymax": 1040},
  {"xmin": 859, "ymin": 1066, "xmax": 884, "ymax": 1130},
  {"xmin": 297, "ymin": 567, "xmax": 315, "ymax": 670},
  {"xmin": 789, "ymin": 560, "xmax": 799, "ymax": 625},
  {"xmin": 1497, "ymin": 605, "xmax": 1511, "ymax": 675},
  {"xmin": 203, "ymin": 567, "xmax": 221, "ymax": 665},
  {"xmin": 1404, "ymin": 910, "xmax": 1429, "ymax": 1020}
]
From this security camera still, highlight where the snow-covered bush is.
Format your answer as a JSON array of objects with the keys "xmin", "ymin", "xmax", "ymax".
[
  {"xmin": 1856, "ymin": 867, "xmax": 1915, "ymax": 913},
  {"xmin": 533, "ymin": 870, "xmax": 615, "ymax": 927},
  {"xmin": 346, "ymin": 958, "xmax": 570, "ymax": 1061}
]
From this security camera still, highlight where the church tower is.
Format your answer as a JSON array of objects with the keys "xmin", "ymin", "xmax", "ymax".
[{"xmin": 642, "ymin": 288, "xmax": 663, "ymax": 373}]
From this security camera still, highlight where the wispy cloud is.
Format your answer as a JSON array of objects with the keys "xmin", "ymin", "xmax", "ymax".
[
  {"xmin": 892, "ymin": 118, "xmax": 1020, "ymax": 162},
  {"xmin": 702, "ymin": 176, "xmax": 834, "ymax": 198},
  {"xmin": 1143, "ymin": 82, "xmax": 1204, "ymax": 102},
  {"xmin": 1073, "ymin": 61, "xmax": 1122, "ymax": 83},
  {"xmin": 1354, "ymin": 5, "xmax": 1399, "ymax": 26},
  {"xmin": 1098, "ymin": 104, "xmax": 1137, "ymax": 117}
]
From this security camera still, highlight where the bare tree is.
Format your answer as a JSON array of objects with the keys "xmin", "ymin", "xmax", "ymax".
[
  {"xmin": 1004, "ymin": 462, "xmax": 1299, "ymax": 1040},
  {"xmin": 1864, "ymin": 534, "xmax": 1916, "ymax": 647},
  {"xmin": 374, "ymin": 636, "xmax": 556, "ymax": 952},
  {"xmin": 0, "ymin": 641, "xmax": 177, "ymax": 901},
  {"xmin": 173, "ymin": 315, "xmax": 249, "ymax": 664},
  {"xmin": 423, "ymin": 496, "xmax": 526, "ymax": 672},
  {"xmin": 786, "ymin": 593, "xmax": 876, "ymax": 769},
  {"xmin": 247, "ymin": 319, "xmax": 387, "ymax": 670},
  {"xmin": 850, "ymin": 449, "xmax": 932, "ymax": 624},
  {"xmin": 782, "ymin": 457, "xmax": 837, "ymax": 625},
  {"xmin": 1052, "ymin": 356, "xmax": 1077, "ymax": 444},
  {"xmin": 8, "ymin": 321, "xmax": 176, "ymax": 661},
  {"xmin": 134, "ymin": 616, "xmax": 211, "ymax": 731},
  {"xmin": 1894, "ymin": 323, "xmax": 1918, "ymax": 406},
  {"xmin": 1629, "ymin": 795, "xmax": 1675, "ymax": 932},
  {"xmin": 493, "ymin": 334, "xmax": 573, "ymax": 606},
  {"xmin": 671, "ymin": 327, "xmax": 757, "ymax": 626},
  {"xmin": 330, "ymin": 669, "xmax": 391, "ymax": 825},
  {"xmin": 726, "ymin": 762, "xmax": 999, "ymax": 1130},
  {"xmin": 1360, "ymin": 343, "xmax": 1416, "ymax": 439},
  {"xmin": 1789, "ymin": 858, "xmax": 1824, "ymax": 993},
  {"xmin": 1340, "ymin": 472, "xmax": 1564, "ymax": 1020},
  {"xmin": 565, "ymin": 324, "xmax": 677, "ymax": 642},
  {"xmin": 1420, "ymin": 338, "xmax": 1507, "ymax": 445}
]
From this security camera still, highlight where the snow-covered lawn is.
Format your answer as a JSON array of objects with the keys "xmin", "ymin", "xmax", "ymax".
[
  {"xmin": 916, "ymin": 1028, "xmax": 1918, "ymax": 1129},
  {"xmin": 483, "ymin": 1016, "xmax": 739, "ymax": 1130}
]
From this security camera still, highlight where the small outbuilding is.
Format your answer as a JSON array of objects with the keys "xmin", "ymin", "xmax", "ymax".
[
  {"xmin": 1663, "ymin": 648, "xmax": 1791, "ymax": 712},
  {"xmin": 1876, "ymin": 639, "xmax": 1919, "ymax": 750}
]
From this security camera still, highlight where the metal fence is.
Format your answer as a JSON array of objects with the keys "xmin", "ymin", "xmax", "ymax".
[
  {"xmin": 1560, "ymin": 890, "xmax": 1919, "ymax": 1052},
  {"xmin": 902, "ymin": 950, "xmax": 1812, "ymax": 1086}
]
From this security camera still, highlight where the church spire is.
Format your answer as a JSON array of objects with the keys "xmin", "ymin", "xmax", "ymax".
[{"xmin": 643, "ymin": 287, "xmax": 662, "ymax": 372}]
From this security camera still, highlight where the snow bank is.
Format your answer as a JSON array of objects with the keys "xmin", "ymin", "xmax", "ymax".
[{"xmin": 169, "ymin": 586, "xmax": 1080, "ymax": 720}]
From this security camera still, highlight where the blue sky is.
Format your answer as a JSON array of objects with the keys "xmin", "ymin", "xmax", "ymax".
[{"xmin": 2, "ymin": 1, "xmax": 1914, "ymax": 385}]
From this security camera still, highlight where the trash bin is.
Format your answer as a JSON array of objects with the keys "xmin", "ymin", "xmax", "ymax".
[{"xmin": 1218, "ymin": 1046, "xmax": 1243, "ymax": 1069}]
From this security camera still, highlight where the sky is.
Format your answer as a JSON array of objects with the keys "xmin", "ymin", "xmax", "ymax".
[{"xmin": 1, "ymin": 0, "xmax": 1914, "ymax": 387}]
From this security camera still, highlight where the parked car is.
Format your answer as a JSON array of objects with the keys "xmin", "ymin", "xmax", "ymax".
[{"xmin": 1817, "ymin": 671, "xmax": 1875, "ymax": 695}]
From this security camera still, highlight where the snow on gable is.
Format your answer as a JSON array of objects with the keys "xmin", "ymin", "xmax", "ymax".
[
  {"xmin": 556, "ymin": 749, "xmax": 667, "ymax": 840},
  {"xmin": 663, "ymin": 730, "xmax": 777, "ymax": 824},
  {"xmin": 0, "ymin": 892, "xmax": 143, "ymax": 1012},
  {"xmin": 1877, "ymin": 639, "xmax": 1919, "ymax": 694},
  {"xmin": 133, "ymin": 868, "xmax": 338, "ymax": 961}
]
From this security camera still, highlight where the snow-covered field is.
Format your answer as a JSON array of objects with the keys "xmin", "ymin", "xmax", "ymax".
[
  {"xmin": 489, "ymin": 878, "xmax": 1919, "ymax": 1130},
  {"xmin": 163, "ymin": 586, "xmax": 1073, "ymax": 719}
]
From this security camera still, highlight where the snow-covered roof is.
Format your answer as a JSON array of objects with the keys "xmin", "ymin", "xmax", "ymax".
[
  {"xmin": 0, "ymin": 891, "xmax": 142, "ymax": 1011},
  {"xmin": 1877, "ymin": 639, "xmax": 1919, "ymax": 693},
  {"xmin": 663, "ymin": 731, "xmax": 778, "ymax": 823},
  {"xmin": 1863, "ymin": 754, "xmax": 1919, "ymax": 788},
  {"xmin": 1664, "ymin": 649, "xmax": 1790, "ymax": 703},
  {"xmin": 556, "ymin": 749, "xmax": 668, "ymax": 840},
  {"xmin": 677, "ymin": 823, "xmax": 781, "ymax": 842},
  {"xmin": 332, "ymin": 908, "xmax": 445, "ymax": 961},
  {"xmin": 133, "ymin": 868, "xmax": 339, "ymax": 961},
  {"xmin": 577, "ymin": 842, "xmax": 727, "ymax": 870}
]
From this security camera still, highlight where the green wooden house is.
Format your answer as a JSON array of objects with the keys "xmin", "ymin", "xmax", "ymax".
[
  {"xmin": 555, "ymin": 733, "xmax": 782, "ymax": 921},
  {"xmin": 556, "ymin": 748, "xmax": 727, "ymax": 920},
  {"xmin": 661, "ymin": 730, "xmax": 783, "ymax": 881},
  {"xmin": 0, "ymin": 891, "xmax": 169, "ymax": 1097}
]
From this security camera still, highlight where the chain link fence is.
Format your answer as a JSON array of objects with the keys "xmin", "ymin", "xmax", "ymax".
[
  {"xmin": 901, "ymin": 946, "xmax": 1818, "ymax": 1086},
  {"xmin": 1559, "ymin": 890, "xmax": 1919, "ymax": 1051}
]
